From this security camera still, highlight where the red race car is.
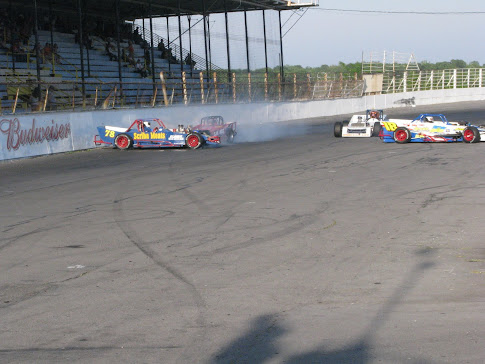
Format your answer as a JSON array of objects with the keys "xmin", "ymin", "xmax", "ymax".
[{"xmin": 192, "ymin": 116, "xmax": 237, "ymax": 143}]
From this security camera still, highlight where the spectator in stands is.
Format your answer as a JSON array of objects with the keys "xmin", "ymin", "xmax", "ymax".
[
  {"xmin": 157, "ymin": 40, "xmax": 166, "ymax": 55},
  {"xmin": 30, "ymin": 85, "xmax": 41, "ymax": 111},
  {"xmin": 52, "ymin": 43, "xmax": 60, "ymax": 64},
  {"xmin": 133, "ymin": 27, "xmax": 143, "ymax": 45},
  {"xmin": 42, "ymin": 42, "xmax": 52, "ymax": 62},
  {"xmin": 83, "ymin": 34, "xmax": 93, "ymax": 50},
  {"xmin": 105, "ymin": 39, "xmax": 117, "ymax": 61},
  {"xmin": 46, "ymin": 86, "xmax": 57, "ymax": 111},
  {"xmin": 144, "ymin": 46, "xmax": 151, "ymax": 67},
  {"xmin": 135, "ymin": 59, "xmax": 147, "ymax": 78},
  {"xmin": 164, "ymin": 47, "xmax": 177, "ymax": 64},
  {"xmin": 126, "ymin": 41, "xmax": 135, "ymax": 66},
  {"xmin": 11, "ymin": 40, "xmax": 27, "ymax": 62},
  {"xmin": 184, "ymin": 53, "xmax": 196, "ymax": 68}
]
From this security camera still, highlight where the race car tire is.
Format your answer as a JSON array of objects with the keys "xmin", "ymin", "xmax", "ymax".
[
  {"xmin": 372, "ymin": 122, "xmax": 381, "ymax": 137},
  {"xmin": 114, "ymin": 133, "xmax": 133, "ymax": 150},
  {"xmin": 334, "ymin": 122, "xmax": 343, "ymax": 137},
  {"xmin": 393, "ymin": 127, "xmax": 411, "ymax": 144},
  {"xmin": 186, "ymin": 132, "xmax": 204, "ymax": 149},
  {"xmin": 462, "ymin": 126, "xmax": 480, "ymax": 143},
  {"xmin": 226, "ymin": 129, "xmax": 236, "ymax": 143}
]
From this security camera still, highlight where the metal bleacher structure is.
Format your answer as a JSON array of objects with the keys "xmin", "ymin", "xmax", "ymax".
[
  {"xmin": 0, "ymin": 28, "xmax": 216, "ymax": 112},
  {"xmin": 0, "ymin": 0, "xmax": 320, "ymax": 114}
]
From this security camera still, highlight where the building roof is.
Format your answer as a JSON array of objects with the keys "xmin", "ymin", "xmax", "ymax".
[{"xmin": 3, "ymin": 0, "xmax": 317, "ymax": 21}]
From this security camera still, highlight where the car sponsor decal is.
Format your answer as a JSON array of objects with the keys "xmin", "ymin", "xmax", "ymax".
[
  {"xmin": 133, "ymin": 132, "xmax": 150, "ymax": 140},
  {"xmin": 382, "ymin": 121, "xmax": 398, "ymax": 131},
  {"xmin": 105, "ymin": 129, "xmax": 116, "ymax": 138},
  {"xmin": 169, "ymin": 135, "xmax": 185, "ymax": 140}
]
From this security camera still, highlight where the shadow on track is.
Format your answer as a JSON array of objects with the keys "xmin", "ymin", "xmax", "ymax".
[{"xmin": 209, "ymin": 248, "xmax": 437, "ymax": 364}]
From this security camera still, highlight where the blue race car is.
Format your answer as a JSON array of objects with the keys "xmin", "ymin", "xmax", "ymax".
[
  {"xmin": 94, "ymin": 118, "xmax": 220, "ymax": 149},
  {"xmin": 380, "ymin": 113, "xmax": 485, "ymax": 143}
]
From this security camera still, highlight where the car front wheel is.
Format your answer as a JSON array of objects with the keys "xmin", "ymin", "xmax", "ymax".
[
  {"xmin": 114, "ymin": 133, "xmax": 133, "ymax": 150},
  {"xmin": 334, "ymin": 122, "xmax": 343, "ymax": 137},
  {"xmin": 462, "ymin": 126, "xmax": 480, "ymax": 143},
  {"xmin": 393, "ymin": 127, "xmax": 411, "ymax": 143},
  {"xmin": 186, "ymin": 133, "xmax": 204, "ymax": 149}
]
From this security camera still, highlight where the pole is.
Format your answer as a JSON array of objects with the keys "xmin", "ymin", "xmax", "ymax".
[
  {"xmin": 244, "ymin": 10, "xmax": 250, "ymax": 74},
  {"xmin": 188, "ymin": 16, "xmax": 193, "ymax": 78},
  {"xmin": 177, "ymin": 0, "xmax": 184, "ymax": 76},
  {"xmin": 262, "ymin": 10, "xmax": 268, "ymax": 75},
  {"xmin": 224, "ymin": 0, "xmax": 231, "ymax": 83},
  {"xmin": 166, "ymin": 17, "xmax": 171, "ymax": 74},
  {"xmin": 115, "ymin": 0, "xmax": 123, "ymax": 92},
  {"xmin": 77, "ymin": 0, "xmax": 86, "ymax": 107},
  {"xmin": 278, "ymin": 10, "xmax": 284, "ymax": 83},
  {"xmin": 33, "ymin": 0, "xmax": 42, "ymax": 86},
  {"xmin": 149, "ymin": 2, "xmax": 156, "ymax": 90},
  {"xmin": 202, "ymin": 2, "xmax": 210, "ymax": 82}
]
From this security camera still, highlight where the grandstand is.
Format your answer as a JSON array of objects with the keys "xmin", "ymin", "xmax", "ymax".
[{"xmin": 0, "ymin": 0, "xmax": 319, "ymax": 114}]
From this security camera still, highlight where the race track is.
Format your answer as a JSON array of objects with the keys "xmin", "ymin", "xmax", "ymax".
[{"xmin": 1, "ymin": 101, "xmax": 484, "ymax": 363}]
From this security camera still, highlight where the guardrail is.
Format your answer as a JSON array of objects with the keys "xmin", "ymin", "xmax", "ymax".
[
  {"xmin": 382, "ymin": 68, "xmax": 485, "ymax": 93},
  {"xmin": 1, "ymin": 67, "xmax": 485, "ymax": 115},
  {"xmin": 0, "ymin": 71, "xmax": 364, "ymax": 115}
]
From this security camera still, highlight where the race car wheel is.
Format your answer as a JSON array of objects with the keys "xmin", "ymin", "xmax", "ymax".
[
  {"xmin": 114, "ymin": 133, "xmax": 133, "ymax": 150},
  {"xmin": 372, "ymin": 122, "xmax": 381, "ymax": 137},
  {"xmin": 393, "ymin": 127, "xmax": 411, "ymax": 144},
  {"xmin": 334, "ymin": 122, "xmax": 343, "ymax": 137},
  {"xmin": 462, "ymin": 126, "xmax": 480, "ymax": 143},
  {"xmin": 186, "ymin": 133, "xmax": 204, "ymax": 149},
  {"xmin": 226, "ymin": 129, "xmax": 235, "ymax": 143}
]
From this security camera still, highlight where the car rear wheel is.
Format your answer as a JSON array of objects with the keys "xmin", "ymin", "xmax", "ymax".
[
  {"xmin": 334, "ymin": 122, "xmax": 343, "ymax": 137},
  {"xmin": 226, "ymin": 129, "xmax": 235, "ymax": 143},
  {"xmin": 114, "ymin": 133, "xmax": 133, "ymax": 150},
  {"xmin": 462, "ymin": 126, "xmax": 480, "ymax": 143},
  {"xmin": 186, "ymin": 133, "xmax": 204, "ymax": 149},
  {"xmin": 372, "ymin": 122, "xmax": 381, "ymax": 137},
  {"xmin": 393, "ymin": 127, "xmax": 411, "ymax": 143}
]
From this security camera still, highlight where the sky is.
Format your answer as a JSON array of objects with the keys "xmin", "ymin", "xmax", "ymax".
[{"xmin": 282, "ymin": 0, "xmax": 485, "ymax": 67}]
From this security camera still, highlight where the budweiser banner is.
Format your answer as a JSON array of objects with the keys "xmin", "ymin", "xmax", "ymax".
[{"xmin": 1, "ymin": 115, "xmax": 73, "ymax": 160}]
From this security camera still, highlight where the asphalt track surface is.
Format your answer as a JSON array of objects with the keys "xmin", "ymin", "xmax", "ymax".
[{"xmin": 1, "ymin": 101, "xmax": 484, "ymax": 364}]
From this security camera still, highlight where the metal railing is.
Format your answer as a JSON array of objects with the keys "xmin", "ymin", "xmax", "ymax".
[
  {"xmin": 381, "ymin": 68, "xmax": 484, "ymax": 94},
  {"xmin": 2, "ymin": 67, "xmax": 485, "ymax": 115}
]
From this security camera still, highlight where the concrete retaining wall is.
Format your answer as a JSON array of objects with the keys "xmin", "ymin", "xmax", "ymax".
[{"xmin": 2, "ymin": 87, "xmax": 485, "ymax": 161}]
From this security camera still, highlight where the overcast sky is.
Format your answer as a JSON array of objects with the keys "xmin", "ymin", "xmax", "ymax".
[{"xmin": 282, "ymin": 0, "xmax": 485, "ymax": 67}]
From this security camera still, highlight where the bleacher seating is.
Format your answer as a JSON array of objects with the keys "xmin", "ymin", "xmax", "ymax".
[{"xmin": 0, "ymin": 29, "xmax": 206, "ymax": 113}]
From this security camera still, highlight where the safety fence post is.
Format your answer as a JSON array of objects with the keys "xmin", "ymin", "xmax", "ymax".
[
  {"xmin": 12, "ymin": 87, "xmax": 19, "ymax": 114},
  {"xmin": 200, "ymin": 72, "xmax": 205, "ymax": 104},
  {"xmin": 307, "ymin": 73, "xmax": 311, "ymax": 99},
  {"xmin": 453, "ymin": 69, "xmax": 457, "ymax": 89},
  {"xmin": 152, "ymin": 87, "xmax": 158, "ymax": 107},
  {"xmin": 213, "ymin": 72, "xmax": 219, "ymax": 104},
  {"xmin": 232, "ymin": 72, "xmax": 236, "ymax": 103},
  {"xmin": 277, "ymin": 73, "xmax": 281, "ymax": 101},
  {"xmin": 264, "ymin": 72, "xmax": 268, "ymax": 101},
  {"xmin": 182, "ymin": 71, "xmax": 188, "ymax": 104},
  {"xmin": 479, "ymin": 69, "xmax": 483, "ymax": 88},
  {"xmin": 159, "ymin": 71, "xmax": 168, "ymax": 106},
  {"xmin": 248, "ymin": 72, "xmax": 251, "ymax": 102},
  {"xmin": 293, "ymin": 73, "xmax": 297, "ymax": 99}
]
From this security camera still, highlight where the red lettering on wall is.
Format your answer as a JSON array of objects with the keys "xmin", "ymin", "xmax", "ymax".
[{"xmin": 0, "ymin": 118, "xmax": 71, "ymax": 152}]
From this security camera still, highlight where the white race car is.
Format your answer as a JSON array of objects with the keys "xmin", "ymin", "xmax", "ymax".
[
  {"xmin": 334, "ymin": 110, "xmax": 386, "ymax": 138},
  {"xmin": 380, "ymin": 113, "xmax": 485, "ymax": 143}
]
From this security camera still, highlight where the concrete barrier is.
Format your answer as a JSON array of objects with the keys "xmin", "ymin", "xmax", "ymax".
[{"xmin": 2, "ymin": 87, "xmax": 485, "ymax": 161}]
